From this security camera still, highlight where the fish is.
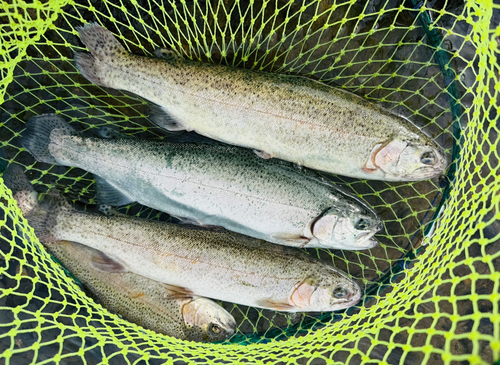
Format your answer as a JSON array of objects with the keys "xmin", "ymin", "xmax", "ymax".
[
  {"xmin": 74, "ymin": 23, "xmax": 448, "ymax": 182},
  {"xmin": 20, "ymin": 114, "xmax": 382, "ymax": 250},
  {"xmin": 48, "ymin": 241, "xmax": 236, "ymax": 342},
  {"xmin": 2, "ymin": 164, "xmax": 236, "ymax": 342},
  {"xmin": 5, "ymin": 167, "xmax": 362, "ymax": 312}
]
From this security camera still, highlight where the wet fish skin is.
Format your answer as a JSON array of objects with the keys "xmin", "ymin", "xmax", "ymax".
[
  {"xmin": 74, "ymin": 23, "xmax": 447, "ymax": 182},
  {"xmin": 2, "ymin": 164, "xmax": 38, "ymax": 216},
  {"xmin": 18, "ymin": 190, "xmax": 361, "ymax": 312},
  {"xmin": 2, "ymin": 164, "xmax": 236, "ymax": 342},
  {"xmin": 48, "ymin": 241, "xmax": 236, "ymax": 342},
  {"xmin": 21, "ymin": 114, "xmax": 382, "ymax": 250}
]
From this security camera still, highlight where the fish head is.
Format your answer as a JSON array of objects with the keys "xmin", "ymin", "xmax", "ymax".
[
  {"xmin": 367, "ymin": 136, "xmax": 448, "ymax": 181},
  {"xmin": 182, "ymin": 297, "xmax": 236, "ymax": 342},
  {"xmin": 311, "ymin": 199, "xmax": 382, "ymax": 250},
  {"xmin": 291, "ymin": 272, "xmax": 361, "ymax": 311}
]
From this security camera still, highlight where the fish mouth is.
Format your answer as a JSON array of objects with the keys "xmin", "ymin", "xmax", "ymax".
[
  {"xmin": 335, "ymin": 299, "xmax": 360, "ymax": 310},
  {"xmin": 349, "ymin": 233, "xmax": 380, "ymax": 250},
  {"xmin": 357, "ymin": 236, "xmax": 379, "ymax": 249},
  {"xmin": 333, "ymin": 289, "xmax": 362, "ymax": 310}
]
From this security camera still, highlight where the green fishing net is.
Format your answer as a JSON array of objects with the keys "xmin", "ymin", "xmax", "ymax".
[{"xmin": 0, "ymin": 0, "xmax": 498, "ymax": 363}]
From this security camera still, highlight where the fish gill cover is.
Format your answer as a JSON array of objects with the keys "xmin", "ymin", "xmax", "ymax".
[{"xmin": 0, "ymin": 0, "xmax": 499, "ymax": 364}]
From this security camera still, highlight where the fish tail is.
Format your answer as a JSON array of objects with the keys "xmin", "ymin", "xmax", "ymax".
[
  {"xmin": 2, "ymin": 163, "xmax": 74, "ymax": 242},
  {"xmin": 27, "ymin": 190, "xmax": 75, "ymax": 244},
  {"xmin": 75, "ymin": 23, "xmax": 127, "ymax": 87},
  {"xmin": 20, "ymin": 114, "xmax": 76, "ymax": 165},
  {"xmin": 74, "ymin": 53, "xmax": 107, "ymax": 87},
  {"xmin": 3, "ymin": 163, "xmax": 39, "ymax": 216}
]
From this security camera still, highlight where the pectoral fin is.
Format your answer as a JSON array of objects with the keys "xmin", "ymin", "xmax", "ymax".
[
  {"xmin": 161, "ymin": 283, "xmax": 194, "ymax": 299},
  {"xmin": 90, "ymin": 251, "xmax": 128, "ymax": 273},
  {"xmin": 175, "ymin": 216, "xmax": 203, "ymax": 226},
  {"xmin": 270, "ymin": 234, "xmax": 311, "ymax": 247},
  {"xmin": 94, "ymin": 175, "xmax": 135, "ymax": 206},
  {"xmin": 256, "ymin": 298, "xmax": 295, "ymax": 312},
  {"xmin": 253, "ymin": 150, "xmax": 273, "ymax": 159},
  {"xmin": 175, "ymin": 216, "xmax": 223, "ymax": 231},
  {"xmin": 147, "ymin": 103, "xmax": 190, "ymax": 132}
]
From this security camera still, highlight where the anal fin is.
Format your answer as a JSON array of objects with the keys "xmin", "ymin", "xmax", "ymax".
[
  {"xmin": 255, "ymin": 298, "xmax": 295, "ymax": 312},
  {"xmin": 94, "ymin": 175, "xmax": 135, "ymax": 206},
  {"xmin": 161, "ymin": 283, "xmax": 194, "ymax": 300},
  {"xmin": 270, "ymin": 234, "xmax": 311, "ymax": 248}
]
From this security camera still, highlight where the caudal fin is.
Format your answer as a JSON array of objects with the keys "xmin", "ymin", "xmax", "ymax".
[
  {"xmin": 74, "ymin": 23, "xmax": 127, "ymax": 87},
  {"xmin": 21, "ymin": 114, "xmax": 75, "ymax": 165},
  {"xmin": 3, "ymin": 164, "xmax": 39, "ymax": 216},
  {"xmin": 26, "ymin": 189, "xmax": 75, "ymax": 243},
  {"xmin": 27, "ymin": 190, "xmax": 75, "ymax": 244},
  {"xmin": 74, "ymin": 52, "xmax": 109, "ymax": 87},
  {"xmin": 2, "ymin": 163, "xmax": 74, "ymax": 243},
  {"xmin": 76, "ymin": 23, "xmax": 126, "ymax": 59}
]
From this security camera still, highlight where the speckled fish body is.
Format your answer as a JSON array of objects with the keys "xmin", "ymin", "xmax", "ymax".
[
  {"xmin": 22, "ymin": 191, "xmax": 361, "ymax": 313},
  {"xmin": 74, "ymin": 23, "xmax": 448, "ymax": 182},
  {"xmin": 47, "ymin": 240, "xmax": 236, "ymax": 342},
  {"xmin": 2, "ymin": 164, "xmax": 236, "ymax": 341},
  {"xmin": 20, "ymin": 114, "xmax": 382, "ymax": 250}
]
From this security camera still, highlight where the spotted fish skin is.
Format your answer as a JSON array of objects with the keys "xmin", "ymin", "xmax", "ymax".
[
  {"xmin": 20, "ymin": 114, "xmax": 382, "ymax": 250},
  {"xmin": 46, "ymin": 241, "xmax": 236, "ymax": 342},
  {"xmin": 11, "ymin": 134, "xmax": 362, "ymax": 312},
  {"xmin": 74, "ymin": 23, "xmax": 447, "ymax": 182},
  {"xmin": 24, "ymin": 192, "xmax": 361, "ymax": 313},
  {"xmin": 2, "ymin": 164, "xmax": 236, "ymax": 342}
]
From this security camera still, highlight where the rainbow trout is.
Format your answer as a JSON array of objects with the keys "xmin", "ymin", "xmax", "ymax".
[
  {"xmin": 74, "ymin": 23, "xmax": 447, "ymax": 182},
  {"xmin": 21, "ymin": 114, "xmax": 382, "ymax": 250},
  {"xmin": 3, "ymin": 165, "xmax": 236, "ymax": 342},
  {"xmin": 49, "ymin": 241, "xmax": 236, "ymax": 342},
  {"xmin": 5, "ymin": 170, "xmax": 362, "ymax": 312}
]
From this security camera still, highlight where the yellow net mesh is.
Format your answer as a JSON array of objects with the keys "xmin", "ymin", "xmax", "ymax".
[{"xmin": 0, "ymin": 0, "xmax": 499, "ymax": 363}]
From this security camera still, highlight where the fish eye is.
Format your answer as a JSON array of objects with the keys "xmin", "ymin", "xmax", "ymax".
[
  {"xmin": 354, "ymin": 218, "xmax": 370, "ymax": 230},
  {"xmin": 209, "ymin": 324, "xmax": 221, "ymax": 334},
  {"xmin": 420, "ymin": 151, "xmax": 435, "ymax": 165},
  {"xmin": 333, "ymin": 287, "xmax": 348, "ymax": 299}
]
